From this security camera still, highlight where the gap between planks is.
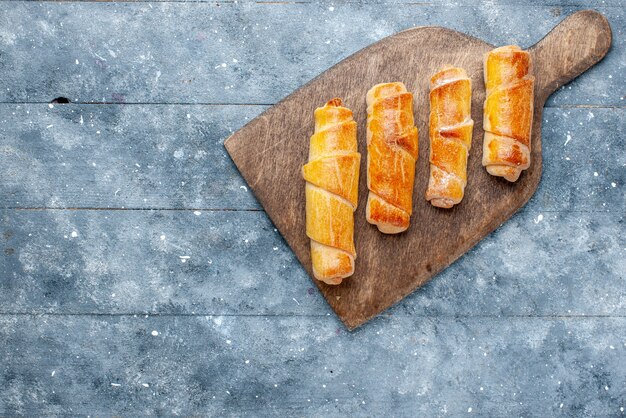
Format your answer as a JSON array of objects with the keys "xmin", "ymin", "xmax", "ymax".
[
  {"xmin": 3, "ymin": 0, "xmax": 624, "ymax": 7},
  {"xmin": 0, "ymin": 312, "xmax": 624, "ymax": 319},
  {"xmin": 1, "ymin": 207, "xmax": 618, "ymax": 214},
  {"xmin": 0, "ymin": 101, "xmax": 274, "ymax": 107},
  {"xmin": 2, "ymin": 207, "xmax": 263, "ymax": 212},
  {"xmin": 0, "ymin": 101, "xmax": 624, "ymax": 109}
]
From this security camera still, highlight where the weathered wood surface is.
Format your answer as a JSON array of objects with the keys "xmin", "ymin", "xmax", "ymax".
[
  {"xmin": 1, "ymin": 209, "xmax": 624, "ymax": 316},
  {"xmin": 0, "ymin": 104, "xmax": 264, "ymax": 209},
  {"xmin": 1, "ymin": 315, "xmax": 625, "ymax": 416},
  {"xmin": 0, "ymin": 3, "xmax": 623, "ymax": 106},
  {"xmin": 0, "ymin": 0, "xmax": 624, "ymax": 415},
  {"xmin": 14, "ymin": 0, "xmax": 625, "ymax": 4},
  {"xmin": 225, "ymin": 10, "xmax": 612, "ymax": 328},
  {"xmin": 1, "ymin": 106, "xmax": 623, "ymax": 210}
]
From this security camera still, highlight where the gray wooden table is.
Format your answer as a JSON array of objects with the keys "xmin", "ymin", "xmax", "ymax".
[{"xmin": 0, "ymin": 1, "xmax": 624, "ymax": 416}]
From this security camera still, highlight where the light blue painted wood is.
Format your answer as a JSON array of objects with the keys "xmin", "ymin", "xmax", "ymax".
[
  {"xmin": 1, "ymin": 106, "xmax": 623, "ymax": 210},
  {"xmin": 0, "ymin": 104, "xmax": 265, "ymax": 209},
  {"xmin": 0, "ymin": 1, "xmax": 623, "ymax": 415},
  {"xmin": 0, "ymin": 3, "xmax": 621, "ymax": 105},
  {"xmin": 1, "ymin": 208, "xmax": 623, "ymax": 316},
  {"xmin": 0, "ymin": 314, "xmax": 624, "ymax": 416}
]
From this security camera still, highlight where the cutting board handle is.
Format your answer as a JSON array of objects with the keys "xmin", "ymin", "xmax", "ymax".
[{"xmin": 530, "ymin": 10, "xmax": 612, "ymax": 102}]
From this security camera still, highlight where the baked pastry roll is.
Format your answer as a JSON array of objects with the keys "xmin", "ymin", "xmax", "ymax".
[
  {"xmin": 426, "ymin": 66, "xmax": 474, "ymax": 208},
  {"xmin": 302, "ymin": 98, "xmax": 360, "ymax": 285},
  {"xmin": 365, "ymin": 82, "xmax": 419, "ymax": 234},
  {"xmin": 482, "ymin": 45, "xmax": 535, "ymax": 182}
]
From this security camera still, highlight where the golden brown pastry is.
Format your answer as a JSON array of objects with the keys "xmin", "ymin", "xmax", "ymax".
[
  {"xmin": 426, "ymin": 66, "xmax": 474, "ymax": 208},
  {"xmin": 482, "ymin": 45, "xmax": 534, "ymax": 182},
  {"xmin": 302, "ymin": 98, "xmax": 360, "ymax": 285},
  {"xmin": 365, "ymin": 83, "xmax": 418, "ymax": 234}
]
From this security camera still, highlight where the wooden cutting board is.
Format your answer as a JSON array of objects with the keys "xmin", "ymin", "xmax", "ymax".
[{"xmin": 224, "ymin": 10, "xmax": 611, "ymax": 329}]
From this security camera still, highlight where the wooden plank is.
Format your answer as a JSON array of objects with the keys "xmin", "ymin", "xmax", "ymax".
[
  {"xmin": 0, "ymin": 105, "xmax": 623, "ymax": 210},
  {"xmin": 533, "ymin": 107, "xmax": 626, "ymax": 211},
  {"xmin": 0, "ymin": 2, "xmax": 621, "ymax": 416},
  {"xmin": 224, "ymin": 10, "xmax": 613, "ymax": 328},
  {"xmin": 0, "ymin": 3, "xmax": 622, "ymax": 106},
  {"xmin": 1, "ymin": 209, "xmax": 623, "ymax": 316},
  {"xmin": 0, "ymin": 104, "xmax": 265, "ymax": 209},
  {"xmin": 0, "ymin": 314, "xmax": 624, "ymax": 416},
  {"xmin": 11, "ymin": 0, "xmax": 626, "ymax": 4}
]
